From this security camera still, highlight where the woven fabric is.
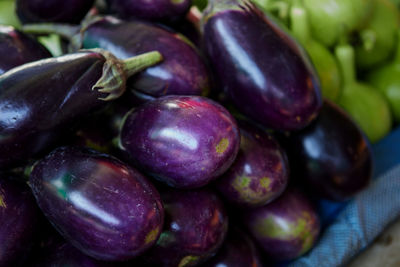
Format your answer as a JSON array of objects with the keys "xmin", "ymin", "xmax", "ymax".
[{"xmin": 289, "ymin": 164, "xmax": 400, "ymax": 267}]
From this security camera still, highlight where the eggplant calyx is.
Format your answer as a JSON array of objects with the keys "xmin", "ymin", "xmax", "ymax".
[
  {"xmin": 90, "ymin": 49, "xmax": 163, "ymax": 101},
  {"xmin": 91, "ymin": 49, "xmax": 126, "ymax": 101}
]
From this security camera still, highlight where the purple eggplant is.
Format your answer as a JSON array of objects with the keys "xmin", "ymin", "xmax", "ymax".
[
  {"xmin": 0, "ymin": 49, "xmax": 161, "ymax": 169},
  {"xmin": 29, "ymin": 146, "xmax": 164, "ymax": 261},
  {"xmin": 243, "ymin": 188, "xmax": 320, "ymax": 261},
  {"xmin": 70, "ymin": 108, "xmax": 119, "ymax": 154},
  {"xmin": 120, "ymin": 95, "xmax": 240, "ymax": 189},
  {"xmin": 202, "ymin": 0, "xmax": 322, "ymax": 131},
  {"xmin": 140, "ymin": 188, "xmax": 229, "ymax": 267},
  {"xmin": 79, "ymin": 17, "xmax": 211, "ymax": 103},
  {"xmin": 0, "ymin": 175, "xmax": 40, "ymax": 266},
  {"xmin": 0, "ymin": 25, "xmax": 51, "ymax": 75},
  {"xmin": 215, "ymin": 121, "xmax": 289, "ymax": 207},
  {"xmin": 106, "ymin": 0, "xmax": 191, "ymax": 22},
  {"xmin": 168, "ymin": 18, "xmax": 202, "ymax": 48},
  {"xmin": 22, "ymin": 16, "xmax": 210, "ymax": 103},
  {"xmin": 31, "ymin": 242, "xmax": 114, "ymax": 267},
  {"xmin": 16, "ymin": 0, "xmax": 95, "ymax": 24},
  {"xmin": 203, "ymin": 227, "xmax": 263, "ymax": 267},
  {"xmin": 284, "ymin": 100, "xmax": 373, "ymax": 201}
]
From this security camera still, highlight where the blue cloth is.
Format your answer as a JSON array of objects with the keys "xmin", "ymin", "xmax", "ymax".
[{"xmin": 289, "ymin": 126, "xmax": 400, "ymax": 267}]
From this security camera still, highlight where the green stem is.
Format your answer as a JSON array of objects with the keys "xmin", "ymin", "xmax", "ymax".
[
  {"xmin": 394, "ymin": 30, "xmax": 400, "ymax": 62},
  {"xmin": 289, "ymin": 0, "xmax": 310, "ymax": 44},
  {"xmin": 360, "ymin": 29, "xmax": 376, "ymax": 51},
  {"xmin": 335, "ymin": 44, "xmax": 356, "ymax": 86},
  {"xmin": 21, "ymin": 23, "xmax": 79, "ymax": 40},
  {"xmin": 268, "ymin": 1, "xmax": 289, "ymax": 20},
  {"xmin": 90, "ymin": 49, "xmax": 163, "ymax": 101},
  {"xmin": 123, "ymin": 51, "xmax": 163, "ymax": 78}
]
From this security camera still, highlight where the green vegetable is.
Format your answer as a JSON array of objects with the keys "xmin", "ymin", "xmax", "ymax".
[
  {"xmin": 303, "ymin": 0, "xmax": 374, "ymax": 47},
  {"xmin": 389, "ymin": 0, "xmax": 400, "ymax": 7},
  {"xmin": 366, "ymin": 30, "xmax": 400, "ymax": 123},
  {"xmin": 192, "ymin": 0, "xmax": 208, "ymax": 11},
  {"xmin": 0, "ymin": 0, "xmax": 20, "ymax": 28},
  {"xmin": 252, "ymin": 0, "xmax": 291, "ymax": 25},
  {"xmin": 336, "ymin": 43, "xmax": 392, "ymax": 143},
  {"xmin": 354, "ymin": 0, "xmax": 399, "ymax": 70},
  {"xmin": 290, "ymin": 0, "xmax": 341, "ymax": 101},
  {"xmin": 37, "ymin": 34, "xmax": 64, "ymax": 57}
]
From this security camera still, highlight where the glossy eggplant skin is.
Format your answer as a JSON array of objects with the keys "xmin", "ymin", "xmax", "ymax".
[
  {"xmin": 215, "ymin": 121, "xmax": 289, "ymax": 207},
  {"xmin": 82, "ymin": 17, "xmax": 210, "ymax": 103},
  {"xmin": 0, "ymin": 51, "xmax": 114, "ymax": 169},
  {"xmin": 168, "ymin": 19, "xmax": 202, "ymax": 48},
  {"xmin": 0, "ymin": 175, "xmax": 40, "ymax": 267},
  {"xmin": 243, "ymin": 188, "xmax": 320, "ymax": 261},
  {"xmin": 284, "ymin": 100, "xmax": 373, "ymax": 201},
  {"xmin": 16, "ymin": 0, "xmax": 95, "ymax": 24},
  {"xmin": 0, "ymin": 25, "xmax": 51, "ymax": 75},
  {"xmin": 203, "ymin": 227, "xmax": 263, "ymax": 267},
  {"xmin": 29, "ymin": 146, "xmax": 164, "ymax": 261},
  {"xmin": 120, "ymin": 95, "xmax": 240, "ymax": 189},
  {"xmin": 141, "ymin": 188, "xmax": 229, "ymax": 267},
  {"xmin": 202, "ymin": 1, "xmax": 322, "ymax": 131},
  {"xmin": 31, "ymin": 242, "xmax": 113, "ymax": 267},
  {"xmin": 106, "ymin": 0, "xmax": 191, "ymax": 22}
]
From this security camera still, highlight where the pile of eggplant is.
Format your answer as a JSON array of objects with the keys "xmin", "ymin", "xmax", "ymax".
[{"xmin": 0, "ymin": 0, "xmax": 386, "ymax": 266}]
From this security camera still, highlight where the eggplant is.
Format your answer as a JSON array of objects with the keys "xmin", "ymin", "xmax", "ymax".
[
  {"xmin": 214, "ymin": 120, "xmax": 289, "ymax": 207},
  {"xmin": 0, "ymin": 48, "xmax": 161, "ymax": 169},
  {"xmin": 0, "ymin": 25, "xmax": 51, "ymax": 75},
  {"xmin": 243, "ymin": 188, "xmax": 320, "ymax": 261},
  {"xmin": 203, "ymin": 227, "xmax": 263, "ymax": 267},
  {"xmin": 16, "ymin": 0, "xmax": 95, "ymax": 24},
  {"xmin": 140, "ymin": 188, "xmax": 229, "ymax": 267},
  {"xmin": 31, "ymin": 242, "xmax": 114, "ymax": 267},
  {"xmin": 119, "ymin": 95, "xmax": 240, "ymax": 189},
  {"xmin": 71, "ymin": 109, "xmax": 120, "ymax": 154},
  {"xmin": 29, "ymin": 146, "xmax": 164, "ymax": 261},
  {"xmin": 0, "ymin": 174, "xmax": 40, "ymax": 266},
  {"xmin": 202, "ymin": 0, "xmax": 322, "ymax": 131},
  {"xmin": 166, "ymin": 17, "xmax": 202, "ymax": 48},
  {"xmin": 106, "ymin": 0, "xmax": 191, "ymax": 22},
  {"xmin": 23, "ymin": 16, "xmax": 210, "ymax": 103},
  {"xmin": 284, "ymin": 101, "xmax": 373, "ymax": 201}
]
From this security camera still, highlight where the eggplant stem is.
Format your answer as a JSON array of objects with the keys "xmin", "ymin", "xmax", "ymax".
[
  {"xmin": 22, "ymin": 23, "xmax": 79, "ymax": 40},
  {"xmin": 123, "ymin": 51, "xmax": 163, "ymax": 78},
  {"xmin": 335, "ymin": 44, "xmax": 356, "ymax": 86}
]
